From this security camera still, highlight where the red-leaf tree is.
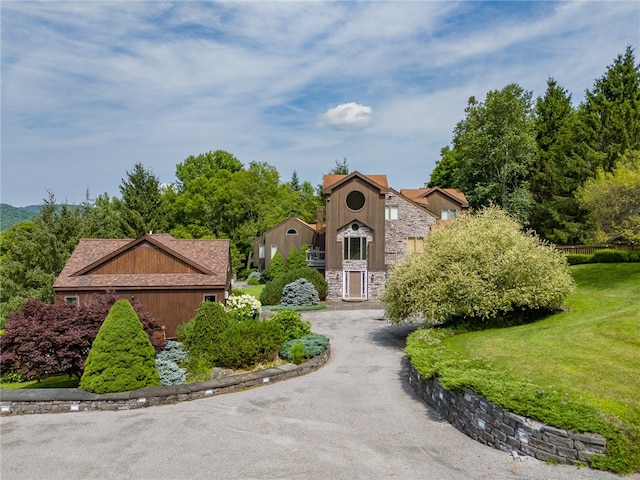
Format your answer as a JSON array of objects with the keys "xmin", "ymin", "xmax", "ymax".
[{"xmin": 0, "ymin": 293, "xmax": 165, "ymax": 380}]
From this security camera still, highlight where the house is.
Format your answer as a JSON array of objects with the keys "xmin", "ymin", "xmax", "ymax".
[
  {"xmin": 252, "ymin": 216, "xmax": 321, "ymax": 272},
  {"xmin": 399, "ymin": 186, "xmax": 469, "ymax": 221},
  {"xmin": 53, "ymin": 234, "xmax": 232, "ymax": 338},
  {"xmin": 253, "ymin": 172, "xmax": 443, "ymax": 301}
]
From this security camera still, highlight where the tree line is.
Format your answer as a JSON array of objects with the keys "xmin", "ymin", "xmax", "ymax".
[
  {"xmin": 429, "ymin": 46, "xmax": 640, "ymax": 245},
  {"xmin": 1, "ymin": 48, "xmax": 638, "ymax": 326}
]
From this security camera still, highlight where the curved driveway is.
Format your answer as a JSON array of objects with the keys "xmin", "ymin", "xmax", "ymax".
[{"xmin": 0, "ymin": 309, "xmax": 631, "ymax": 480}]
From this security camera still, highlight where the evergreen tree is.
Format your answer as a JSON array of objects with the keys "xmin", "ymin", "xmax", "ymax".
[
  {"xmin": 427, "ymin": 146, "xmax": 459, "ymax": 188},
  {"xmin": 529, "ymin": 79, "xmax": 587, "ymax": 243},
  {"xmin": 580, "ymin": 46, "xmax": 640, "ymax": 172},
  {"xmin": 290, "ymin": 170, "xmax": 301, "ymax": 191},
  {"xmin": 116, "ymin": 163, "xmax": 167, "ymax": 237},
  {"xmin": 80, "ymin": 299, "xmax": 161, "ymax": 394}
]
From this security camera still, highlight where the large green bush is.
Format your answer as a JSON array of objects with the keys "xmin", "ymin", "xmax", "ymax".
[
  {"xmin": 260, "ymin": 267, "xmax": 328, "ymax": 305},
  {"xmin": 268, "ymin": 309, "xmax": 312, "ymax": 342},
  {"xmin": 382, "ymin": 207, "xmax": 575, "ymax": 326},
  {"xmin": 79, "ymin": 300, "xmax": 161, "ymax": 394},
  {"xmin": 181, "ymin": 301, "xmax": 230, "ymax": 368},
  {"xmin": 212, "ymin": 319, "xmax": 284, "ymax": 369}
]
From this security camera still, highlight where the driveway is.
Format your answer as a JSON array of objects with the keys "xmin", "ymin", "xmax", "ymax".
[{"xmin": 0, "ymin": 309, "xmax": 632, "ymax": 480}]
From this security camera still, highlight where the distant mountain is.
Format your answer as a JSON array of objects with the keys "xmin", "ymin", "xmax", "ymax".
[{"xmin": 1, "ymin": 204, "xmax": 41, "ymax": 231}]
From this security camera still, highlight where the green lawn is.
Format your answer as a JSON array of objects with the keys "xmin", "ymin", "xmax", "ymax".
[
  {"xmin": 1, "ymin": 375, "xmax": 79, "ymax": 390},
  {"xmin": 236, "ymin": 284, "xmax": 264, "ymax": 299},
  {"xmin": 406, "ymin": 263, "xmax": 640, "ymax": 473}
]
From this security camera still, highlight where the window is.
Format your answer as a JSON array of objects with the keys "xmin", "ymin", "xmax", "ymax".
[
  {"xmin": 385, "ymin": 205, "xmax": 399, "ymax": 220},
  {"xmin": 441, "ymin": 209, "xmax": 457, "ymax": 220},
  {"xmin": 203, "ymin": 294, "xmax": 217, "ymax": 302},
  {"xmin": 346, "ymin": 190, "xmax": 366, "ymax": 211},
  {"xmin": 343, "ymin": 237, "xmax": 367, "ymax": 260},
  {"xmin": 286, "ymin": 228, "xmax": 298, "ymax": 235},
  {"xmin": 271, "ymin": 244, "xmax": 277, "ymax": 259},
  {"xmin": 65, "ymin": 296, "xmax": 79, "ymax": 305},
  {"xmin": 259, "ymin": 244, "xmax": 265, "ymax": 259},
  {"xmin": 407, "ymin": 237, "xmax": 424, "ymax": 254}
]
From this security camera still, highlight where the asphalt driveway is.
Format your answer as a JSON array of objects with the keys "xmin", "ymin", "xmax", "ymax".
[{"xmin": 0, "ymin": 309, "xmax": 633, "ymax": 480}]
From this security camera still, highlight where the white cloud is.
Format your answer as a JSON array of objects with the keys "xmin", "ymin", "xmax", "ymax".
[{"xmin": 318, "ymin": 102, "xmax": 374, "ymax": 131}]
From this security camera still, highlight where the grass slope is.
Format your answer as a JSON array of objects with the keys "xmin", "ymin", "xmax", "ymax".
[{"xmin": 406, "ymin": 263, "xmax": 640, "ymax": 473}]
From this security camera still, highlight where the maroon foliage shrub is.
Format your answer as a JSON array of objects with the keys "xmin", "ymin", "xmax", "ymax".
[{"xmin": 0, "ymin": 293, "xmax": 165, "ymax": 380}]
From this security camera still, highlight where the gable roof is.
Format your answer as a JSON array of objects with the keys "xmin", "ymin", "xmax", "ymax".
[
  {"xmin": 54, "ymin": 234, "xmax": 230, "ymax": 290},
  {"xmin": 388, "ymin": 188, "xmax": 439, "ymax": 219},
  {"xmin": 400, "ymin": 187, "xmax": 469, "ymax": 208},
  {"xmin": 323, "ymin": 171, "xmax": 389, "ymax": 194}
]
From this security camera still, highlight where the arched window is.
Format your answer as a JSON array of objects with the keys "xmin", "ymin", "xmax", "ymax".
[{"xmin": 286, "ymin": 228, "xmax": 298, "ymax": 235}]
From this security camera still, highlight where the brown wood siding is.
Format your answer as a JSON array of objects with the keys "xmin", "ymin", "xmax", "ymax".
[
  {"xmin": 88, "ymin": 243, "xmax": 200, "ymax": 275},
  {"xmin": 426, "ymin": 192, "xmax": 466, "ymax": 219},
  {"xmin": 262, "ymin": 219, "xmax": 316, "ymax": 270},
  {"xmin": 55, "ymin": 288, "xmax": 225, "ymax": 338},
  {"xmin": 325, "ymin": 177, "xmax": 386, "ymax": 271}
]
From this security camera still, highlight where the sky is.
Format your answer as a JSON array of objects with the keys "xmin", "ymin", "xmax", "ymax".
[{"xmin": 1, "ymin": 1, "xmax": 639, "ymax": 207}]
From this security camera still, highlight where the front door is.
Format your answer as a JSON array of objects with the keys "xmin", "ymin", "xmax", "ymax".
[{"xmin": 344, "ymin": 270, "xmax": 367, "ymax": 299}]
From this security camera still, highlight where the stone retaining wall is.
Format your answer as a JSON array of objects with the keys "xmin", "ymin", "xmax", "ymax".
[
  {"xmin": 0, "ymin": 347, "xmax": 330, "ymax": 416},
  {"xmin": 408, "ymin": 365, "xmax": 606, "ymax": 465}
]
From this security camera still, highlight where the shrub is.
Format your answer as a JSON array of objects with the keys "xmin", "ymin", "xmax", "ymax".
[
  {"xmin": 280, "ymin": 334, "xmax": 329, "ymax": 362},
  {"xmin": 627, "ymin": 250, "xmax": 640, "ymax": 262},
  {"xmin": 212, "ymin": 319, "xmax": 284, "ymax": 370},
  {"xmin": 182, "ymin": 302, "xmax": 230, "ymax": 368},
  {"xmin": 156, "ymin": 340, "xmax": 187, "ymax": 364},
  {"xmin": 592, "ymin": 249, "xmax": 628, "ymax": 263},
  {"xmin": 247, "ymin": 271, "xmax": 261, "ymax": 282},
  {"xmin": 259, "ymin": 267, "xmax": 328, "ymax": 305},
  {"xmin": 382, "ymin": 207, "xmax": 576, "ymax": 326},
  {"xmin": 226, "ymin": 294, "xmax": 261, "ymax": 321},
  {"xmin": 566, "ymin": 254, "xmax": 593, "ymax": 265},
  {"xmin": 281, "ymin": 278, "xmax": 319, "ymax": 307},
  {"xmin": 80, "ymin": 300, "xmax": 161, "ymax": 394},
  {"xmin": 247, "ymin": 277, "xmax": 260, "ymax": 286},
  {"xmin": 0, "ymin": 294, "xmax": 164, "ymax": 381},
  {"xmin": 0, "ymin": 370, "xmax": 28, "ymax": 383},
  {"xmin": 288, "ymin": 341, "xmax": 306, "ymax": 365},
  {"xmin": 269, "ymin": 251, "xmax": 287, "ymax": 279},
  {"xmin": 268, "ymin": 309, "xmax": 312, "ymax": 342},
  {"xmin": 156, "ymin": 357, "xmax": 186, "ymax": 386},
  {"xmin": 286, "ymin": 245, "xmax": 308, "ymax": 271}
]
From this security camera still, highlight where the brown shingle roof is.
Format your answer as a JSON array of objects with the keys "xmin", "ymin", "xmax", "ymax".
[
  {"xmin": 54, "ymin": 234, "xmax": 230, "ymax": 290},
  {"xmin": 323, "ymin": 172, "xmax": 389, "ymax": 192},
  {"xmin": 400, "ymin": 187, "xmax": 469, "ymax": 207}
]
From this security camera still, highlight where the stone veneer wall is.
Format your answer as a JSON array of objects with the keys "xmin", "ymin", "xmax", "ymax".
[
  {"xmin": 0, "ymin": 347, "xmax": 329, "ymax": 416},
  {"xmin": 408, "ymin": 366, "xmax": 607, "ymax": 465},
  {"xmin": 384, "ymin": 191, "xmax": 436, "ymax": 268}
]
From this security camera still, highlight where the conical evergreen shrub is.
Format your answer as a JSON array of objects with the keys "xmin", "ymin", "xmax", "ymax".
[{"xmin": 80, "ymin": 299, "xmax": 161, "ymax": 394}]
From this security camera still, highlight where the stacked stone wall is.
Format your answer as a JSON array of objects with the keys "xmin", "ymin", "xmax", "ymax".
[
  {"xmin": 408, "ymin": 366, "xmax": 606, "ymax": 465},
  {"xmin": 0, "ymin": 348, "xmax": 329, "ymax": 416}
]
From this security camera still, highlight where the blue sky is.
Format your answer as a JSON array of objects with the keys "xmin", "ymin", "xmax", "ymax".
[{"xmin": 2, "ymin": 1, "xmax": 639, "ymax": 207}]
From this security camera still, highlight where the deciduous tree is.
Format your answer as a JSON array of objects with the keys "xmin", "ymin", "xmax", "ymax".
[
  {"xmin": 382, "ymin": 207, "xmax": 575, "ymax": 326},
  {"xmin": 576, "ymin": 150, "xmax": 640, "ymax": 243}
]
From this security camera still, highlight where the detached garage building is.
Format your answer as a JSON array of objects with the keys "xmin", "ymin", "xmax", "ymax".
[{"xmin": 53, "ymin": 234, "xmax": 232, "ymax": 338}]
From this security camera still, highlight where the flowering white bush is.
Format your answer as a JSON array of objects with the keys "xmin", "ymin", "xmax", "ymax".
[{"xmin": 226, "ymin": 294, "xmax": 262, "ymax": 320}]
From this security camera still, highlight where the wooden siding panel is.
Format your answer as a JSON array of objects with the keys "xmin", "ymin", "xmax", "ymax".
[
  {"xmin": 262, "ymin": 219, "xmax": 316, "ymax": 270},
  {"xmin": 55, "ymin": 288, "xmax": 225, "ymax": 338},
  {"xmin": 325, "ymin": 177, "xmax": 386, "ymax": 271},
  {"xmin": 426, "ymin": 192, "xmax": 465, "ymax": 219},
  {"xmin": 89, "ymin": 243, "xmax": 200, "ymax": 275}
]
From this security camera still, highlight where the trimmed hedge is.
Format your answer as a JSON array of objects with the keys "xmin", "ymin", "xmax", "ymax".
[
  {"xmin": 566, "ymin": 249, "xmax": 640, "ymax": 265},
  {"xmin": 180, "ymin": 302, "xmax": 230, "ymax": 368}
]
